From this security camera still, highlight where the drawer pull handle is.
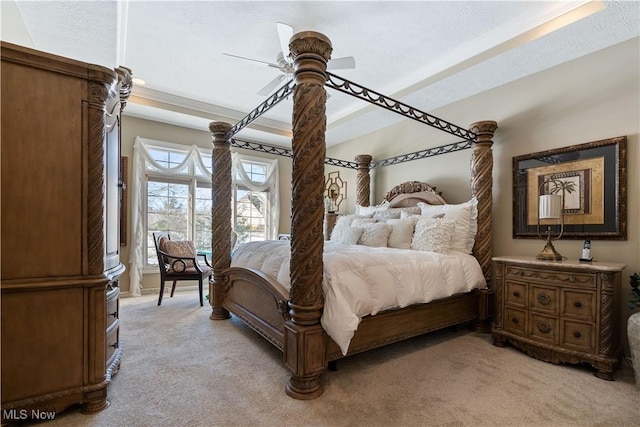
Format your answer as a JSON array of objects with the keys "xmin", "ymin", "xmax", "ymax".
[
  {"xmin": 573, "ymin": 331, "xmax": 582, "ymax": 338},
  {"xmin": 511, "ymin": 317, "xmax": 519, "ymax": 324},
  {"xmin": 513, "ymin": 270, "xmax": 522, "ymax": 276},
  {"xmin": 573, "ymin": 301, "xmax": 582, "ymax": 308},
  {"xmin": 110, "ymin": 311, "xmax": 118, "ymax": 318},
  {"xmin": 537, "ymin": 293, "xmax": 551, "ymax": 306},
  {"xmin": 536, "ymin": 321, "xmax": 552, "ymax": 334},
  {"xmin": 568, "ymin": 275, "xmax": 575, "ymax": 282},
  {"xmin": 513, "ymin": 291, "xmax": 520, "ymax": 298}
]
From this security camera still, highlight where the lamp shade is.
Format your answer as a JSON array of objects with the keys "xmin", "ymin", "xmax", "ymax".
[{"xmin": 539, "ymin": 194, "xmax": 562, "ymax": 219}]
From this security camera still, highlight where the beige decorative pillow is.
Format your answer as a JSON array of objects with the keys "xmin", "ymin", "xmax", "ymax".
[
  {"xmin": 358, "ymin": 223, "xmax": 392, "ymax": 247},
  {"xmin": 161, "ymin": 239, "xmax": 196, "ymax": 271},
  {"xmin": 373, "ymin": 208, "xmax": 402, "ymax": 221},
  {"xmin": 351, "ymin": 217, "xmax": 377, "ymax": 227},
  {"xmin": 411, "ymin": 217, "xmax": 456, "ymax": 254},
  {"xmin": 385, "ymin": 218, "xmax": 416, "ymax": 249},
  {"xmin": 400, "ymin": 210, "xmax": 422, "ymax": 220}
]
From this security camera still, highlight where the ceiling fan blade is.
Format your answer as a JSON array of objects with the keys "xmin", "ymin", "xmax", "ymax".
[
  {"xmin": 222, "ymin": 53, "xmax": 279, "ymax": 68},
  {"xmin": 276, "ymin": 22, "xmax": 294, "ymax": 59},
  {"xmin": 328, "ymin": 56, "xmax": 356, "ymax": 70},
  {"xmin": 257, "ymin": 74, "xmax": 286, "ymax": 96}
]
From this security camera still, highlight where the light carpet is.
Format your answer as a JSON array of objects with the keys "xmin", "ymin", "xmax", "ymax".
[{"xmin": 38, "ymin": 292, "xmax": 639, "ymax": 427}]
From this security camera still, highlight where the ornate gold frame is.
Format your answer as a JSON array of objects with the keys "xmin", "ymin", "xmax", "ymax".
[{"xmin": 324, "ymin": 171, "xmax": 346, "ymax": 213}]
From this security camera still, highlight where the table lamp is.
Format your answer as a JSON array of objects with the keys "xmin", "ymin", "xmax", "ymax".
[{"xmin": 536, "ymin": 180, "xmax": 564, "ymax": 261}]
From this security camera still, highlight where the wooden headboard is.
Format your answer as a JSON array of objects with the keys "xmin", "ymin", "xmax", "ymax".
[{"xmin": 384, "ymin": 181, "xmax": 447, "ymax": 207}]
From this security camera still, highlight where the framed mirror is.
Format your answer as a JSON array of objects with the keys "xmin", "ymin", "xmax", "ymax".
[{"xmin": 324, "ymin": 171, "xmax": 346, "ymax": 213}]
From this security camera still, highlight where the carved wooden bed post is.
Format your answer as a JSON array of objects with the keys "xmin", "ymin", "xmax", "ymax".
[
  {"xmin": 283, "ymin": 31, "xmax": 332, "ymax": 399},
  {"xmin": 209, "ymin": 121, "xmax": 233, "ymax": 320},
  {"xmin": 355, "ymin": 154, "xmax": 372, "ymax": 207},
  {"xmin": 469, "ymin": 120, "xmax": 498, "ymax": 331}
]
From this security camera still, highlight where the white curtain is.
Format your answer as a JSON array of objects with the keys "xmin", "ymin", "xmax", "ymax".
[
  {"xmin": 231, "ymin": 152, "xmax": 280, "ymax": 242},
  {"xmin": 128, "ymin": 137, "xmax": 279, "ymax": 297}
]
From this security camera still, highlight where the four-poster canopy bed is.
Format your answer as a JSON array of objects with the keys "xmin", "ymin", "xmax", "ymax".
[{"xmin": 208, "ymin": 30, "xmax": 497, "ymax": 399}]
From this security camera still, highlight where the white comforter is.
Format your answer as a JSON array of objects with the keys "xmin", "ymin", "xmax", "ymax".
[{"xmin": 231, "ymin": 240, "xmax": 486, "ymax": 355}]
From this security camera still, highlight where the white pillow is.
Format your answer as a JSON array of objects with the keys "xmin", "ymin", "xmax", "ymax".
[
  {"xmin": 411, "ymin": 217, "xmax": 456, "ymax": 254},
  {"xmin": 356, "ymin": 200, "xmax": 390, "ymax": 217},
  {"xmin": 358, "ymin": 223, "xmax": 392, "ymax": 247},
  {"xmin": 341, "ymin": 227, "xmax": 363, "ymax": 245},
  {"xmin": 356, "ymin": 205, "xmax": 378, "ymax": 216},
  {"xmin": 330, "ymin": 215, "xmax": 377, "ymax": 242},
  {"xmin": 417, "ymin": 198, "xmax": 478, "ymax": 254},
  {"xmin": 329, "ymin": 214, "xmax": 357, "ymax": 242},
  {"xmin": 385, "ymin": 218, "xmax": 416, "ymax": 249}
]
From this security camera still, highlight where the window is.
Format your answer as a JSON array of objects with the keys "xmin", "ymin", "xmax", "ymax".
[
  {"xmin": 143, "ymin": 144, "xmax": 213, "ymax": 266},
  {"xmin": 234, "ymin": 158, "xmax": 270, "ymax": 244},
  {"xmin": 128, "ymin": 137, "xmax": 279, "ymax": 296}
]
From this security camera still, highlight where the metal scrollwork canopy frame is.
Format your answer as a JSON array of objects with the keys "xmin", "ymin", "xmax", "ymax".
[{"xmin": 225, "ymin": 72, "xmax": 478, "ymax": 169}]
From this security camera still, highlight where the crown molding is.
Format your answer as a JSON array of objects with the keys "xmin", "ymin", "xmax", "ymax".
[{"xmin": 130, "ymin": 85, "xmax": 292, "ymax": 137}]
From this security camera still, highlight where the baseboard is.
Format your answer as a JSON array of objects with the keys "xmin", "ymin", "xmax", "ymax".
[{"xmin": 120, "ymin": 285, "xmax": 202, "ymax": 298}]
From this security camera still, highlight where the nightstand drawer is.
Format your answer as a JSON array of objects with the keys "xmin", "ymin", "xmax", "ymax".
[
  {"xmin": 106, "ymin": 293, "xmax": 119, "ymax": 329},
  {"xmin": 562, "ymin": 290, "xmax": 596, "ymax": 321},
  {"xmin": 505, "ymin": 281, "xmax": 527, "ymax": 308},
  {"xmin": 505, "ymin": 266, "xmax": 596, "ymax": 289},
  {"xmin": 561, "ymin": 320, "xmax": 594, "ymax": 352},
  {"xmin": 529, "ymin": 313, "xmax": 557, "ymax": 344},
  {"xmin": 549, "ymin": 271, "xmax": 597, "ymax": 289},
  {"xmin": 106, "ymin": 325, "xmax": 120, "ymax": 366},
  {"xmin": 505, "ymin": 307, "xmax": 526, "ymax": 336},
  {"xmin": 530, "ymin": 285, "xmax": 558, "ymax": 314}
]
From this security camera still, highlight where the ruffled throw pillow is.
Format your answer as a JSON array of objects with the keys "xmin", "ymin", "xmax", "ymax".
[
  {"xmin": 417, "ymin": 198, "xmax": 478, "ymax": 254},
  {"xmin": 410, "ymin": 217, "xmax": 456, "ymax": 254}
]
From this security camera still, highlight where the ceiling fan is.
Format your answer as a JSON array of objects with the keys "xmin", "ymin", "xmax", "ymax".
[{"xmin": 223, "ymin": 23, "xmax": 356, "ymax": 96}]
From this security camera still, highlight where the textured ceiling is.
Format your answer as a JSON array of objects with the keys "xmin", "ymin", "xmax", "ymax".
[{"xmin": 3, "ymin": 1, "xmax": 639, "ymax": 148}]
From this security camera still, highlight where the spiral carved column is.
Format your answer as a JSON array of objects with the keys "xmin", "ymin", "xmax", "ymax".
[
  {"xmin": 87, "ymin": 80, "xmax": 111, "ymax": 274},
  {"xmin": 355, "ymin": 154, "xmax": 372, "ymax": 207},
  {"xmin": 209, "ymin": 122, "xmax": 232, "ymax": 320},
  {"xmin": 468, "ymin": 121, "xmax": 497, "ymax": 333},
  {"xmin": 283, "ymin": 31, "xmax": 332, "ymax": 400},
  {"xmin": 599, "ymin": 272, "xmax": 615, "ymax": 355},
  {"xmin": 469, "ymin": 120, "xmax": 497, "ymax": 281}
]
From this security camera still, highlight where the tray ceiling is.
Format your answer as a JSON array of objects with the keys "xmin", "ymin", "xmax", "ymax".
[{"xmin": 2, "ymin": 1, "xmax": 638, "ymax": 147}]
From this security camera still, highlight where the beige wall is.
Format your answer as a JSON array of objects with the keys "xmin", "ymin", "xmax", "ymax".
[
  {"xmin": 327, "ymin": 37, "xmax": 640, "ymax": 348},
  {"xmin": 118, "ymin": 117, "xmax": 292, "ymax": 295}
]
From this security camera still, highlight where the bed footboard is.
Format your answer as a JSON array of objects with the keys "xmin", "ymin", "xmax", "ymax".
[
  {"xmin": 223, "ymin": 267, "xmax": 290, "ymax": 350},
  {"xmin": 325, "ymin": 291, "xmax": 481, "ymax": 361}
]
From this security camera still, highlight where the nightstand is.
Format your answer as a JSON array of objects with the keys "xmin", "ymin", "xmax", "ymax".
[{"xmin": 492, "ymin": 256, "xmax": 626, "ymax": 380}]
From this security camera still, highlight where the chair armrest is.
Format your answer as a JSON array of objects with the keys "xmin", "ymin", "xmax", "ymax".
[
  {"xmin": 197, "ymin": 252, "xmax": 212, "ymax": 268},
  {"xmin": 157, "ymin": 248, "xmax": 204, "ymax": 274}
]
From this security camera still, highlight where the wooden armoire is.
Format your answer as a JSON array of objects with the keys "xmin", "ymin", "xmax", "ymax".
[{"xmin": 0, "ymin": 42, "xmax": 131, "ymax": 419}]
